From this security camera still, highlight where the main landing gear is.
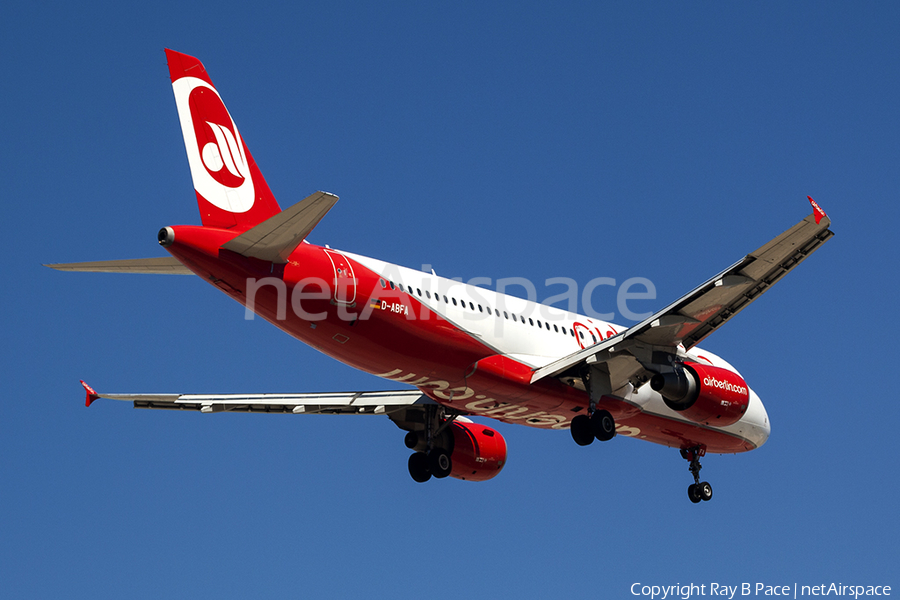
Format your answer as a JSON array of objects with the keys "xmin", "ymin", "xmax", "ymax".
[
  {"xmin": 682, "ymin": 446, "xmax": 713, "ymax": 503},
  {"xmin": 405, "ymin": 405, "xmax": 455, "ymax": 483},
  {"xmin": 569, "ymin": 408, "xmax": 616, "ymax": 446},
  {"xmin": 406, "ymin": 435, "xmax": 452, "ymax": 482}
]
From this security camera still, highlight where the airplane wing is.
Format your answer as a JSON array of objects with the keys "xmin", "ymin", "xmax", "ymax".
[
  {"xmin": 44, "ymin": 257, "xmax": 193, "ymax": 274},
  {"xmin": 531, "ymin": 198, "xmax": 834, "ymax": 393},
  {"xmin": 80, "ymin": 379, "xmax": 445, "ymax": 436},
  {"xmin": 81, "ymin": 380, "xmax": 435, "ymax": 413}
]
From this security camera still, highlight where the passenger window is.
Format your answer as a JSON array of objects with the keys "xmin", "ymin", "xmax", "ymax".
[
  {"xmin": 536, "ymin": 320, "xmax": 542, "ymax": 328},
  {"xmin": 380, "ymin": 278, "xmax": 386, "ymax": 288},
  {"xmin": 553, "ymin": 324, "xmax": 559, "ymax": 332},
  {"xmin": 425, "ymin": 290, "xmax": 431, "ymax": 299},
  {"xmin": 529, "ymin": 318, "xmax": 534, "ymax": 326},
  {"xmin": 389, "ymin": 281, "xmax": 395, "ymax": 290},
  {"xmin": 398, "ymin": 283, "xmax": 404, "ymax": 292},
  {"xmin": 443, "ymin": 295, "xmax": 449, "ymax": 303},
  {"xmin": 469, "ymin": 302, "xmax": 475, "ymax": 310},
  {"xmin": 504, "ymin": 311, "xmax": 509, "ymax": 319},
  {"xmin": 478, "ymin": 305, "xmax": 483, "ymax": 313},
  {"xmin": 495, "ymin": 309, "xmax": 500, "ymax": 317},
  {"xmin": 452, "ymin": 298, "xmax": 457, "ymax": 306},
  {"xmin": 417, "ymin": 288, "xmax": 422, "ymax": 296}
]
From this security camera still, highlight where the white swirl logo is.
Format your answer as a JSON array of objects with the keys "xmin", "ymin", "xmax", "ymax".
[
  {"xmin": 201, "ymin": 122, "xmax": 249, "ymax": 181},
  {"xmin": 171, "ymin": 76, "xmax": 255, "ymax": 214}
]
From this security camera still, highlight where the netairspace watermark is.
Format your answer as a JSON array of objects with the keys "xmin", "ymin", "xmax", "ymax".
[
  {"xmin": 630, "ymin": 582, "xmax": 891, "ymax": 600},
  {"xmin": 242, "ymin": 269, "xmax": 657, "ymax": 325}
]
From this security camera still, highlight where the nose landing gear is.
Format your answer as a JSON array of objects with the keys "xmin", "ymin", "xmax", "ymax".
[{"xmin": 682, "ymin": 446, "xmax": 713, "ymax": 503}]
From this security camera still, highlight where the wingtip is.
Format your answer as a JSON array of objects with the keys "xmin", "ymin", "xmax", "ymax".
[
  {"xmin": 807, "ymin": 196, "xmax": 827, "ymax": 225},
  {"xmin": 80, "ymin": 380, "xmax": 99, "ymax": 407}
]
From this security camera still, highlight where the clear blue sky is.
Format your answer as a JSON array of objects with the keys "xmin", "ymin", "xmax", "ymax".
[{"xmin": 2, "ymin": 2, "xmax": 897, "ymax": 598}]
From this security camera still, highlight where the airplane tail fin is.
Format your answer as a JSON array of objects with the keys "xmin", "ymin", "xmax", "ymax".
[{"xmin": 166, "ymin": 49, "xmax": 281, "ymax": 231}]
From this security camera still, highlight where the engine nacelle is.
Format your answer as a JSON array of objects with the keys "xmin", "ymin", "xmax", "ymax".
[
  {"xmin": 449, "ymin": 421, "xmax": 507, "ymax": 482},
  {"xmin": 650, "ymin": 362, "xmax": 750, "ymax": 426}
]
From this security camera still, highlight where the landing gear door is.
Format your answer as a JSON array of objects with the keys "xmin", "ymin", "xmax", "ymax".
[{"xmin": 324, "ymin": 249, "xmax": 357, "ymax": 307}]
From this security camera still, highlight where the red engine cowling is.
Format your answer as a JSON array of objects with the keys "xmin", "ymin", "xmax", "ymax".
[
  {"xmin": 449, "ymin": 421, "xmax": 507, "ymax": 482},
  {"xmin": 650, "ymin": 362, "xmax": 750, "ymax": 426}
]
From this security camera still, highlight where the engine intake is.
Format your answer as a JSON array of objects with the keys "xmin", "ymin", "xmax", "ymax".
[{"xmin": 651, "ymin": 362, "xmax": 750, "ymax": 426}]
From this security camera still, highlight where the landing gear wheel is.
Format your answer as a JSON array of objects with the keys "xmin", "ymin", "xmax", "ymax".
[
  {"xmin": 428, "ymin": 449, "xmax": 452, "ymax": 479},
  {"xmin": 688, "ymin": 483, "xmax": 702, "ymax": 503},
  {"xmin": 682, "ymin": 446, "xmax": 712, "ymax": 503},
  {"xmin": 591, "ymin": 409, "xmax": 616, "ymax": 442},
  {"xmin": 408, "ymin": 452, "xmax": 431, "ymax": 483},
  {"xmin": 570, "ymin": 414, "xmax": 594, "ymax": 446}
]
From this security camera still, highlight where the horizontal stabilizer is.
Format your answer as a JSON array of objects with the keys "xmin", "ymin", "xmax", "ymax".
[
  {"xmin": 220, "ymin": 191, "xmax": 338, "ymax": 263},
  {"xmin": 44, "ymin": 257, "xmax": 192, "ymax": 275}
]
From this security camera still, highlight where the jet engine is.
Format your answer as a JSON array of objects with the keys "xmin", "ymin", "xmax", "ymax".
[
  {"xmin": 650, "ymin": 362, "xmax": 750, "ymax": 426},
  {"xmin": 404, "ymin": 420, "xmax": 507, "ymax": 482},
  {"xmin": 448, "ymin": 421, "xmax": 507, "ymax": 481}
]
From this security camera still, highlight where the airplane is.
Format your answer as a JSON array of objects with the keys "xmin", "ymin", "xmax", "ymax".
[{"xmin": 47, "ymin": 49, "xmax": 834, "ymax": 503}]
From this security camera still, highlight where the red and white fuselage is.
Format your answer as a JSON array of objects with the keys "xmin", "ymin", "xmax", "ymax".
[
  {"xmin": 161, "ymin": 223, "xmax": 771, "ymax": 454},
  {"xmin": 53, "ymin": 50, "xmax": 833, "ymax": 497}
]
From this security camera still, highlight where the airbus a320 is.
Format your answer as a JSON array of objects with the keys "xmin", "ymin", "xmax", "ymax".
[{"xmin": 48, "ymin": 50, "xmax": 834, "ymax": 503}]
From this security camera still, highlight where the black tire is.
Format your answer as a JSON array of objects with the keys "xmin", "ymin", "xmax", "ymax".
[
  {"xmin": 570, "ymin": 414, "xmax": 594, "ymax": 446},
  {"xmin": 429, "ymin": 449, "xmax": 452, "ymax": 479},
  {"xmin": 591, "ymin": 410, "xmax": 616, "ymax": 442},
  {"xmin": 699, "ymin": 481, "xmax": 713, "ymax": 501},
  {"xmin": 408, "ymin": 452, "xmax": 431, "ymax": 483},
  {"xmin": 688, "ymin": 483, "xmax": 702, "ymax": 503}
]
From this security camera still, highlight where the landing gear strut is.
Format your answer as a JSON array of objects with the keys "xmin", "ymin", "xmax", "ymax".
[
  {"xmin": 571, "ymin": 364, "xmax": 618, "ymax": 446},
  {"xmin": 406, "ymin": 406, "xmax": 455, "ymax": 483},
  {"xmin": 682, "ymin": 447, "xmax": 713, "ymax": 503}
]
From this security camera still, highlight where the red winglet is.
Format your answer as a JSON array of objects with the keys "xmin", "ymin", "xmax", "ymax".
[
  {"xmin": 808, "ymin": 196, "xmax": 827, "ymax": 225},
  {"xmin": 81, "ymin": 380, "xmax": 100, "ymax": 407}
]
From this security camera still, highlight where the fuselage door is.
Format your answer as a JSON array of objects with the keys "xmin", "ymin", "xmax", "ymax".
[{"xmin": 324, "ymin": 249, "xmax": 357, "ymax": 307}]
